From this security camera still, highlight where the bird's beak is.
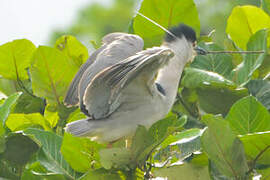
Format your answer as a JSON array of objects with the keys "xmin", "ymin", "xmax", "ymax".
[{"xmin": 194, "ymin": 46, "xmax": 208, "ymax": 55}]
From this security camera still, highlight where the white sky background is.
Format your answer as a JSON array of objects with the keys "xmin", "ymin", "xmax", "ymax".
[{"xmin": 0, "ymin": 0, "xmax": 110, "ymax": 46}]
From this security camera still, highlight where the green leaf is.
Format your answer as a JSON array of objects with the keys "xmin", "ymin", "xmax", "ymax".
[
  {"xmin": 30, "ymin": 46, "xmax": 78, "ymax": 104},
  {"xmin": 182, "ymin": 68, "xmax": 236, "ymax": 89},
  {"xmin": 67, "ymin": 108, "xmax": 86, "ymax": 123},
  {"xmin": 2, "ymin": 133, "xmax": 39, "ymax": 166},
  {"xmin": 240, "ymin": 132, "xmax": 270, "ymax": 165},
  {"xmin": 23, "ymin": 128, "xmax": 81, "ymax": 179},
  {"xmin": 191, "ymin": 42, "xmax": 234, "ymax": 79},
  {"xmin": 262, "ymin": 0, "xmax": 270, "ymax": 15},
  {"xmin": 55, "ymin": 35, "xmax": 88, "ymax": 68},
  {"xmin": 99, "ymin": 148, "xmax": 133, "ymax": 170},
  {"xmin": 181, "ymin": 68, "xmax": 248, "ymax": 115},
  {"xmin": 153, "ymin": 163, "xmax": 210, "ymax": 180},
  {"xmin": 13, "ymin": 93, "xmax": 46, "ymax": 114},
  {"xmin": 246, "ymin": 79, "xmax": 270, "ymax": 110},
  {"xmin": 201, "ymin": 114, "xmax": 248, "ymax": 178},
  {"xmin": 226, "ymin": 96, "xmax": 270, "ymax": 135},
  {"xmin": 0, "ymin": 92, "xmax": 22, "ymax": 127},
  {"xmin": 232, "ymin": 29, "xmax": 268, "ymax": 86},
  {"xmin": 78, "ymin": 169, "xmax": 122, "ymax": 180},
  {"xmin": 226, "ymin": 5, "xmax": 270, "ymax": 49},
  {"xmin": 44, "ymin": 105, "xmax": 59, "ymax": 128},
  {"xmin": 0, "ymin": 77, "xmax": 17, "ymax": 96},
  {"xmin": 0, "ymin": 39, "xmax": 36, "ymax": 80},
  {"xmin": 133, "ymin": 0, "xmax": 200, "ymax": 47},
  {"xmin": 154, "ymin": 128, "xmax": 203, "ymax": 165},
  {"xmin": 6, "ymin": 113, "xmax": 51, "ymax": 131},
  {"xmin": 61, "ymin": 133, "xmax": 104, "ymax": 173}
]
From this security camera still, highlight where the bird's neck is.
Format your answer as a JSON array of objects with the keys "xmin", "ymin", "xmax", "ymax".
[{"xmin": 156, "ymin": 38, "xmax": 193, "ymax": 110}]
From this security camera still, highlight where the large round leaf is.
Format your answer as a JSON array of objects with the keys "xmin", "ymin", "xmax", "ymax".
[
  {"xmin": 133, "ymin": 0, "xmax": 200, "ymax": 47},
  {"xmin": 0, "ymin": 39, "xmax": 36, "ymax": 80},
  {"xmin": 226, "ymin": 5, "xmax": 270, "ymax": 49},
  {"xmin": 30, "ymin": 46, "xmax": 78, "ymax": 104}
]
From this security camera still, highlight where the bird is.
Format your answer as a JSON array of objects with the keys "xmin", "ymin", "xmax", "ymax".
[{"xmin": 64, "ymin": 23, "xmax": 201, "ymax": 143}]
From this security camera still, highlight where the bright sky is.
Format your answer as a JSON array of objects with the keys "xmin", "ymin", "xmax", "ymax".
[{"xmin": 0, "ymin": 0, "xmax": 109, "ymax": 46}]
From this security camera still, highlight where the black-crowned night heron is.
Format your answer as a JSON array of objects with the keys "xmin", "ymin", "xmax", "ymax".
[{"xmin": 64, "ymin": 24, "xmax": 201, "ymax": 142}]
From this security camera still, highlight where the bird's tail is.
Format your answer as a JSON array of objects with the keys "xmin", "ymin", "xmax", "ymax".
[{"xmin": 65, "ymin": 119, "xmax": 96, "ymax": 137}]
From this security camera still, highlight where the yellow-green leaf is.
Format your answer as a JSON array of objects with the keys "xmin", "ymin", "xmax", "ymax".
[{"xmin": 226, "ymin": 5, "xmax": 270, "ymax": 49}]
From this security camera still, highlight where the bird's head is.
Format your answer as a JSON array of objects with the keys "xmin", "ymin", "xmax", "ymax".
[{"xmin": 163, "ymin": 24, "xmax": 204, "ymax": 64}]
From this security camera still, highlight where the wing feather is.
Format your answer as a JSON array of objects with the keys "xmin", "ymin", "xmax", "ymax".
[{"xmin": 83, "ymin": 47, "xmax": 174, "ymax": 119}]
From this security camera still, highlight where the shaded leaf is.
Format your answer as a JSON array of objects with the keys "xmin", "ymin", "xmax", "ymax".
[
  {"xmin": 226, "ymin": 96, "xmax": 270, "ymax": 135},
  {"xmin": 13, "ymin": 93, "xmax": 45, "ymax": 114},
  {"xmin": 181, "ymin": 68, "xmax": 248, "ymax": 114},
  {"xmin": 55, "ymin": 35, "xmax": 88, "ymax": 68},
  {"xmin": 246, "ymin": 79, "xmax": 270, "ymax": 110},
  {"xmin": 61, "ymin": 133, "xmax": 104, "ymax": 172},
  {"xmin": 133, "ymin": 0, "xmax": 200, "ymax": 47},
  {"xmin": 2, "ymin": 133, "xmax": 39, "ymax": 166},
  {"xmin": 24, "ymin": 128, "xmax": 81, "ymax": 179},
  {"xmin": 30, "ymin": 46, "xmax": 78, "ymax": 104},
  {"xmin": 226, "ymin": 5, "xmax": 270, "ymax": 49},
  {"xmin": 262, "ymin": 0, "xmax": 270, "ymax": 15},
  {"xmin": 191, "ymin": 42, "xmax": 234, "ymax": 79},
  {"xmin": 232, "ymin": 29, "xmax": 268, "ymax": 86},
  {"xmin": 201, "ymin": 115, "xmax": 248, "ymax": 178},
  {"xmin": 240, "ymin": 132, "xmax": 270, "ymax": 165},
  {"xmin": 0, "ymin": 39, "xmax": 36, "ymax": 80}
]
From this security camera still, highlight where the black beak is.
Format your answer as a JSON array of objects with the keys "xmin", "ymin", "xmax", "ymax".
[{"xmin": 195, "ymin": 46, "xmax": 208, "ymax": 55}]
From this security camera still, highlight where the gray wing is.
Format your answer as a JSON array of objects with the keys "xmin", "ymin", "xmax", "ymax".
[
  {"xmin": 83, "ymin": 47, "xmax": 174, "ymax": 119},
  {"xmin": 64, "ymin": 33, "xmax": 144, "ymax": 107}
]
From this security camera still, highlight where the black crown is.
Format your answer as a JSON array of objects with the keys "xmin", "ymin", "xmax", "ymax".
[{"xmin": 165, "ymin": 24, "xmax": 196, "ymax": 43}]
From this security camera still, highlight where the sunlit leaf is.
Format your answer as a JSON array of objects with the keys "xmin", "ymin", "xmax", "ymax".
[
  {"xmin": 44, "ymin": 105, "xmax": 59, "ymax": 128},
  {"xmin": 99, "ymin": 148, "xmax": 133, "ymax": 170},
  {"xmin": 154, "ymin": 128, "xmax": 203, "ymax": 165},
  {"xmin": 182, "ymin": 68, "xmax": 236, "ymax": 89},
  {"xmin": 78, "ymin": 169, "xmax": 122, "ymax": 180},
  {"xmin": 0, "ymin": 39, "xmax": 36, "ymax": 80},
  {"xmin": 226, "ymin": 96, "xmax": 270, "ymax": 135},
  {"xmin": 0, "ymin": 92, "xmax": 22, "ymax": 127},
  {"xmin": 30, "ymin": 46, "xmax": 78, "ymax": 104},
  {"xmin": 201, "ymin": 114, "xmax": 248, "ymax": 178},
  {"xmin": 55, "ymin": 35, "xmax": 88, "ymax": 68},
  {"xmin": 240, "ymin": 132, "xmax": 270, "ymax": 165},
  {"xmin": 6, "ymin": 113, "xmax": 51, "ymax": 131},
  {"xmin": 153, "ymin": 163, "xmax": 210, "ymax": 180},
  {"xmin": 61, "ymin": 133, "xmax": 104, "ymax": 172},
  {"xmin": 226, "ymin": 5, "xmax": 270, "ymax": 49},
  {"xmin": 232, "ymin": 29, "xmax": 268, "ymax": 86},
  {"xmin": 24, "ymin": 128, "xmax": 81, "ymax": 179},
  {"xmin": 133, "ymin": 0, "xmax": 200, "ymax": 47}
]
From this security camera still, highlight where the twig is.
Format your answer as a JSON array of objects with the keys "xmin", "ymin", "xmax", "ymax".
[
  {"xmin": 247, "ymin": 145, "xmax": 270, "ymax": 175},
  {"xmin": 206, "ymin": 50, "xmax": 265, "ymax": 54}
]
